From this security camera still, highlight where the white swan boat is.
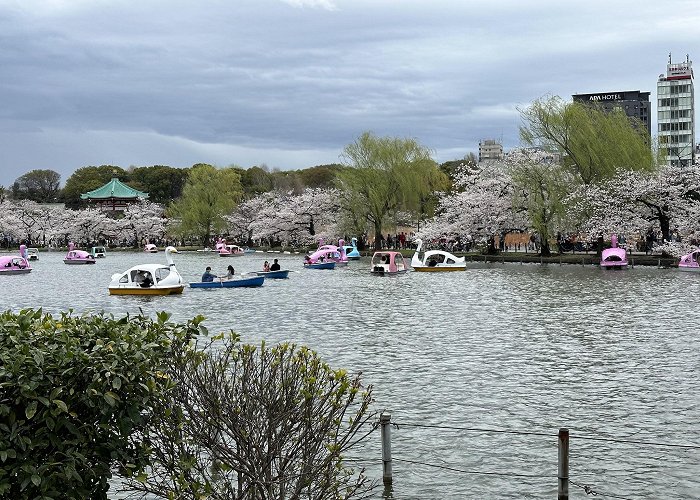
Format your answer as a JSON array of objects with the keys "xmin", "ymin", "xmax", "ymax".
[
  {"xmin": 411, "ymin": 238, "xmax": 466, "ymax": 272},
  {"xmin": 109, "ymin": 246, "xmax": 184, "ymax": 295}
]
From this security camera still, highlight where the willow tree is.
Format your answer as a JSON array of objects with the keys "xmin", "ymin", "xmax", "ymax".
[
  {"xmin": 338, "ymin": 132, "xmax": 449, "ymax": 249},
  {"xmin": 508, "ymin": 149, "xmax": 572, "ymax": 257},
  {"xmin": 167, "ymin": 164, "xmax": 242, "ymax": 245},
  {"xmin": 519, "ymin": 95, "xmax": 657, "ymax": 185}
]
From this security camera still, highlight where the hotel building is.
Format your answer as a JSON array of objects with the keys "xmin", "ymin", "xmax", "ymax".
[
  {"xmin": 657, "ymin": 54, "xmax": 695, "ymax": 166},
  {"xmin": 572, "ymin": 90, "xmax": 651, "ymax": 138}
]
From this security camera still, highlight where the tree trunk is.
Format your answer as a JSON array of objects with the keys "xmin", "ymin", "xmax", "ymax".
[
  {"xmin": 374, "ymin": 223, "xmax": 383, "ymax": 250},
  {"xmin": 659, "ymin": 212, "xmax": 670, "ymax": 242}
]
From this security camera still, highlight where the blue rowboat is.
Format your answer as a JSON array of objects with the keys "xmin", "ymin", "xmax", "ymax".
[
  {"xmin": 255, "ymin": 269, "xmax": 290, "ymax": 279},
  {"xmin": 189, "ymin": 276, "xmax": 264, "ymax": 289},
  {"xmin": 304, "ymin": 261, "xmax": 335, "ymax": 270}
]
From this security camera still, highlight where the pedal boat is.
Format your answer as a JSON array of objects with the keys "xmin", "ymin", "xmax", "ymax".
[
  {"xmin": 678, "ymin": 250, "xmax": 700, "ymax": 272},
  {"xmin": 109, "ymin": 246, "xmax": 184, "ymax": 295},
  {"xmin": 600, "ymin": 234, "xmax": 628, "ymax": 270},
  {"xmin": 0, "ymin": 245, "xmax": 32, "ymax": 275},
  {"xmin": 64, "ymin": 242, "xmax": 97, "ymax": 265},
  {"xmin": 342, "ymin": 237, "xmax": 361, "ymax": 260},
  {"xmin": 371, "ymin": 251, "xmax": 408, "ymax": 275},
  {"xmin": 411, "ymin": 238, "xmax": 466, "ymax": 272}
]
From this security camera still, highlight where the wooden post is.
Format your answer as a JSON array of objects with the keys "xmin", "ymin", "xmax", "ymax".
[
  {"xmin": 658, "ymin": 258, "xmax": 661, "ymax": 268},
  {"xmin": 484, "ymin": 255, "xmax": 487, "ymax": 263},
  {"xmin": 631, "ymin": 258, "xmax": 634, "ymax": 268},
  {"xmin": 380, "ymin": 413, "xmax": 393, "ymax": 486},
  {"xmin": 558, "ymin": 428, "xmax": 569, "ymax": 500},
  {"xmin": 581, "ymin": 257, "xmax": 584, "ymax": 266}
]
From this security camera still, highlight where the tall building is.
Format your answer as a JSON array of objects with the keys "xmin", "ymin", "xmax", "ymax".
[
  {"xmin": 478, "ymin": 139, "xmax": 503, "ymax": 162},
  {"xmin": 657, "ymin": 54, "xmax": 695, "ymax": 166},
  {"xmin": 572, "ymin": 90, "xmax": 651, "ymax": 138}
]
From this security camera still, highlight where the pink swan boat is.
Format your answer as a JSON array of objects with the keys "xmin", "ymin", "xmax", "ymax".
[
  {"xmin": 307, "ymin": 238, "xmax": 349, "ymax": 266},
  {"xmin": 600, "ymin": 234, "xmax": 628, "ymax": 270},
  {"xmin": 0, "ymin": 245, "xmax": 32, "ymax": 275},
  {"xmin": 678, "ymin": 250, "xmax": 700, "ymax": 272},
  {"xmin": 64, "ymin": 242, "xmax": 97, "ymax": 265}
]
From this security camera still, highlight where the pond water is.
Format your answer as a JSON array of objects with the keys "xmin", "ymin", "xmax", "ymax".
[{"xmin": 4, "ymin": 249, "xmax": 699, "ymax": 499}]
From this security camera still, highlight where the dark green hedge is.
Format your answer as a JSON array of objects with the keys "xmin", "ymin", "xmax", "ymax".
[{"xmin": 0, "ymin": 309, "xmax": 194, "ymax": 499}]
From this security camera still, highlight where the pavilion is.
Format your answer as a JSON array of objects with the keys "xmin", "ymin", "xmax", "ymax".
[{"xmin": 80, "ymin": 177, "xmax": 148, "ymax": 211}]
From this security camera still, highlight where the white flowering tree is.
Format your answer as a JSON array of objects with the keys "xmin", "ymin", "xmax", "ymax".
[
  {"xmin": 569, "ymin": 164, "xmax": 700, "ymax": 255},
  {"xmin": 229, "ymin": 188, "xmax": 340, "ymax": 247},
  {"xmin": 419, "ymin": 152, "xmax": 537, "ymax": 252},
  {"xmin": 0, "ymin": 200, "xmax": 69, "ymax": 246},
  {"xmin": 50, "ymin": 207, "xmax": 111, "ymax": 246},
  {"xmin": 116, "ymin": 200, "xmax": 166, "ymax": 247},
  {"xmin": 223, "ymin": 194, "xmax": 276, "ymax": 245}
]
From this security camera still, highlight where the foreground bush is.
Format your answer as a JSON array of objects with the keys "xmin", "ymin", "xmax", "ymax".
[
  {"xmin": 125, "ymin": 332, "xmax": 377, "ymax": 500},
  {"xmin": 0, "ymin": 309, "xmax": 192, "ymax": 499}
]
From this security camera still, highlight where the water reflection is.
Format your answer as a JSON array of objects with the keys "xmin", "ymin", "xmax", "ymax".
[{"xmin": 4, "ymin": 251, "xmax": 699, "ymax": 498}]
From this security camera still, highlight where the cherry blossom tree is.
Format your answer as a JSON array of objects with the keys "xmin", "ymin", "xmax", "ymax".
[
  {"xmin": 255, "ymin": 188, "xmax": 340, "ymax": 246},
  {"xmin": 223, "ymin": 193, "xmax": 277, "ymax": 245},
  {"xmin": 419, "ymin": 151, "xmax": 539, "ymax": 252},
  {"xmin": 116, "ymin": 200, "xmax": 166, "ymax": 247},
  {"xmin": 569, "ymin": 164, "xmax": 700, "ymax": 253}
]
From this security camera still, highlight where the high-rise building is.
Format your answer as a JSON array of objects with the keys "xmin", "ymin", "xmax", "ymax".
[
  {"xmin": 478, "ymin": 139, "xmax": 503, "ymax": 162},
  {"xmin": 572, "ymin": 91, "xmax": 651, "ymax": 138},
  {"xmin": 657, "ymin": 54, "xmax": 695, "ymax": 166}
]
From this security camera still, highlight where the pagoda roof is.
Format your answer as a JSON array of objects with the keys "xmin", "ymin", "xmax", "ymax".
[{"xmin": 81, "ymin": 178, "xmax": 148, "ymax": 200}]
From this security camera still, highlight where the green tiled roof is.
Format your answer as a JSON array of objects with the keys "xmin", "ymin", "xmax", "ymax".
[{"xmin": 80, "ymin": 178, "xmax": 149, "ymax": 200}]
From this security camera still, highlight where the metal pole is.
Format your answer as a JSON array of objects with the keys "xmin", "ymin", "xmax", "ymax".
[
  {"xmin": 558, "ymin": 428, "xmax": 569, "ymax": 500},
  {"xmin": 380, "ymin": 413, "xmax": 393, "ymax": 486}
]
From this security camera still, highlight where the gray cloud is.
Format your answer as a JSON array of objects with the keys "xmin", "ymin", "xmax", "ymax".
[{"xmin": 0, "ymin": 0, "xmax": 697, "ymax": 186}]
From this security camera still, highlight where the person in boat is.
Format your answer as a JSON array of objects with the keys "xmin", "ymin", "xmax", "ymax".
[
  {"xmin": 202, "ymin": 266, "xmax": 216, "ymax": 282},
  {"xmin": 428, "ymin": 258, "xmax": 438, "ymax": 267},
  {"xmin": 263, "ymin": 260, "xmax": 271, "ymax": 272},
  {"xmin": 270, "ymin": 259, "xmax": 280, "ymax": 271},
  {"xmin": 223, "ymin": 265, "xmax": 235, "ymax": 280},
  {"xmin": 304, "ymin": 254, "xmax": 312, "ymax": 264},
  {"xmin": 140, "ymin": 272, "xmax": 153, "ymax": 288}
]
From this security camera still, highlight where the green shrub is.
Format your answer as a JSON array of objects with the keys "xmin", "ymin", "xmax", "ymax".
[
  {"xmin": 0, "ymin": 309, "xmax": 194, "ymax": 499},
  {"xmin": 126, "ymin": 334, "xmax": 377, "ymax": 499}
]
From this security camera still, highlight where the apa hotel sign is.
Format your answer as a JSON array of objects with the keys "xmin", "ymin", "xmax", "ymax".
[{"xmin": 587, "ymin": 93, "xmax": 622, "ymax": 101}]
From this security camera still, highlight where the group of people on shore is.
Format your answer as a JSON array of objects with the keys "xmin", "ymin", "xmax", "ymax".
[{"xmin": 201, "ymin": 259, "xmax": 280, "ymax": 282}]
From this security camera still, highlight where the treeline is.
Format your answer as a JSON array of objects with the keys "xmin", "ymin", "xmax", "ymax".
[{"xmin": 5, "ymin": 162, "xmax": 351, "ymax": 208}]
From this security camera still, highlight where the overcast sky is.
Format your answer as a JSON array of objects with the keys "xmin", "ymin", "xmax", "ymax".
[{"xmin": 0, "ymin": 0, "xmax": 697, "ymax": 186}]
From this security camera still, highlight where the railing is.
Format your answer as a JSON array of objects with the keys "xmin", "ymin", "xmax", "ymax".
[{"xmin": 377, "ymin": 413, "xmax": 700, "ymax": 499}]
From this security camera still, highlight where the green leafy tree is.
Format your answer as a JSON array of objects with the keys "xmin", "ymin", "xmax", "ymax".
[
  {"xmin": 167, "ymin": 164, "xmax": 242, "ymax": 245},
  {"xmin": 299, "ymin": 164, "xmax": 344, "ymax": 188},
  {"xmin": 126, "ymin": 331, "xmax": 376, "ymax": 500},
  {"xmin": 11, "ymin": 169, "xmax": 61, "ymax": 203},
  {"xmin": 0, "ymin": 309, "xmax": 190, "ymax": 499},
  {"xmin": 519, "ymin": 95, "xmax": 657, "ymax": 185},
  {"xmin": 338, "ymin": 132, "xmax": 449, "ymax": 249},
  {"xmin": 127, "ymin": 165, "xmax": 189, "ymax": 205},
  {"xmin": 62, "ymin": 165, "xmax": 128, "ymax": 209},
  {"xmin": 509, "ymin": 150, "xmax": 571, "ymax": 256},
  {"xmin": 239, "ymin": 165, "xmax": 274, "ymax": 196},
  {"xmin": 271, "ymin": 169, "xmax": 304, "ymax": 194}
]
